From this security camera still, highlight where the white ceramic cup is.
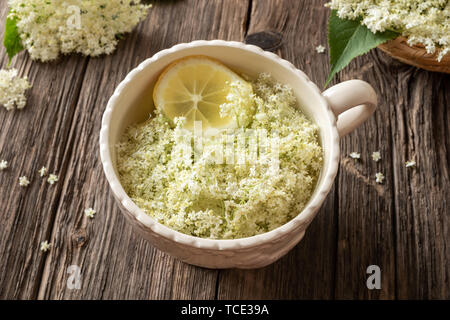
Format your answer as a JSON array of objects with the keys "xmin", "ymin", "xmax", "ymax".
[{"xmin": 100, "ymin": 40, "xmax": 377, "ymax": 269}]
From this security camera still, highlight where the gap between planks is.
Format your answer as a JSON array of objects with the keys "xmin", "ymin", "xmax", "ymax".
[{"xmin": 35, "ymin": 58, "xmax": 91, "ymax": 299}]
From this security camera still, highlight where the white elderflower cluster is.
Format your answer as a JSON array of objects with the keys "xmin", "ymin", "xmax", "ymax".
[
  {"xmin": 220, "ymin": 80, "xmax": 256, "ymax": 128},
  {"xmin": 117, "ymin": 74, "xmax": 323, "ymax": 239},
  {"xmin": 327, "ymin": 0, "xmax": 450, "ymax": 61},
  {"xmin": 8, "ymin": 0, "xmax": 151, "ymax": 61},
  {"xmin": 0, "ymin": 68, "xmax": 31, "ymax": 110}
]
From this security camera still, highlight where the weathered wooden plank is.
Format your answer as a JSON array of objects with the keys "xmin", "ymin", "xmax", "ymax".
[
  {"xmin": 335, "ymin": 48, "xmax": 449, "ymax": 299},
  {"xmin": 0, "ymin": 0, "xmax": 448, "ymax": 300},
  {"xmin": 37, "ymin": 0, "xmax": 249, "ymax": 300},
  {"xmin": 217, "ymin": 0, "xmax": 337, "ymax": 300},
  {"xmin": 333, "ymin": 50, "xmax": 398, "ymax": 299},
  {"xmin": 388, "ymin": 68, "xmax": 449, "ymax": 299},
  {"xmin": 0, "ymin": 5, "xmax": 89, "ymax": 298}
]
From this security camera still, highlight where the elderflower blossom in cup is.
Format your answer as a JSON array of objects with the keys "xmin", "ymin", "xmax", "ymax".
[{"xmin": 100, "ymin": 40, "xmax": 376, "ymax": 268}]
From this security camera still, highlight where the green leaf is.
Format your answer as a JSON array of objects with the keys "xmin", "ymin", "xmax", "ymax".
[
  {"xmin": 3, "ymin": 15, "xmax": 24, "ymax": 65},
  {"xmin": 326, "ymin": 10, "xmax": 399, "ymax": 87}
]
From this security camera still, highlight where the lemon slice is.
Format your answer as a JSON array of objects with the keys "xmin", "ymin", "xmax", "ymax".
[{"xmin": 153, "ymin": 56, "xmax": 251, "ymax": 132}]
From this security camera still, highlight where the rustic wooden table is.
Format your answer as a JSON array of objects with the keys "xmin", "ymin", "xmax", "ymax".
[{"xmin": 0, "ymin": 0, "xmax": 448, "ymax": 300}]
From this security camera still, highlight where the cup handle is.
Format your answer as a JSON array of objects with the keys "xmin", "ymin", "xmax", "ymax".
[{"xmin": 322, "ymin": 80, "xmax": 377, "ymax": 137}]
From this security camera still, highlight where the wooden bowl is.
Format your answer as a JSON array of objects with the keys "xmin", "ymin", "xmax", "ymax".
[{"xmin": 378, "ymin": 36, "xmax": 450, "ymax": 74}]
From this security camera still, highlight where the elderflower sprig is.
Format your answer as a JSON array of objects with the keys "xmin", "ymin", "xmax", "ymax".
[
  {"xmin": 219, "ymin": 80, "xmax": 255, "ymax": 128},
  {"xmin": 6, "ymin": 0, "xmax": 151, "ymax": 62},
  {"xmin": 327, "ymin": 0, "xmax": 449, "ymax": 61},
  {"xmin": 0, "ymin": 68, "xmax": 31, "ymax": 110}
]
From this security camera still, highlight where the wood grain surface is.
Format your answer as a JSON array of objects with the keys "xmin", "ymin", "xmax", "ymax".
[{"xmin": 0, "ymin": 0, "xmax": 448, "ymax": 300}]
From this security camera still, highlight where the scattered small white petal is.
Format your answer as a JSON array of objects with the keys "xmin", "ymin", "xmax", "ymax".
[
  {"xmin": 349, "ymin": 152, "xmax": 361, "ymax": 160},
  {"xmin": 0, "ymin": 160, "xmax": 8, "ymax": 170},
  {"xmin": 315, "ymin": 45, "xmax": 326, "ymax": 53},
  {"xmin": 38, "ymin": 166, "xmax": 47, "ymax": 177},
  {"xmin": 405, "ymin": 160, "xmax": 416, "ymax": 168},
  {"xmin": 47, "ymin": 174, "xmax": 58, "ymax": 185},
  {"xmin": 375, "ymin": 172, "xmax": 385, "ymax": 184},
  {"xmin": 40, "ymin": 240, "xmax": 51, "ymax": 252},
  {"xmin": 371, "ymin": 151, "xmax": 381, "ymax": 162},
  {"xmin": 19, "ymin": 176, "xmax": 30, "ymax": 187},
  {"xmin": 85, "ymin": 208, "xmax": 96, "ymax": 219}
]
